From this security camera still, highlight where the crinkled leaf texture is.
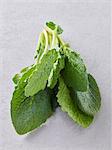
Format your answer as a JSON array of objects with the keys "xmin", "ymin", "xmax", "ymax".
[
  {"xmin": 11, "ymin": 67, "xmax": 53, "ymax": 135},
  {"xmin": 25, "ymin": 49, "xmax": 58, "ymax": 97},
  {"xmin": 63, "ymin": 48, "xmax": 88, "ymax": 92},
  {"xmin": 11, "ymin": 85, "xmax": 53, "ymax": 135},
  {"xmin": 57, "ymin": 77, "xmax": 93, "ymax": 128},
  {"xmin": 76, "ymin": 74, "xmax": 101, "ymax": 116},
  {"xmin": 47, "ymin": 54, "xmax": 65, "ymax": 89}
]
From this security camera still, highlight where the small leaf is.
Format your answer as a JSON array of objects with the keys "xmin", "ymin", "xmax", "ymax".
[
  {"xmin": 46, "ymin": 22, "xmax": 56, "ymax": 30},
  {"xmin": 57, "ymin": 25, "xmax": 63, "ymax": 34},
  {"xmin": 46, "ymin": 21, "xmax": 63, "ymax": 34},
  {"xmin": 63, "ymin": 48, "xmax": 88, "ymax": 92},
  {"xmin": 12, "ymin": 74, "xmax": 21, "ymax": 85},
  {"xmin": 57, "ymin": 77, "xmax": 93, "ymax": 128},
  {"xmin": 25, "ymin": 49, "xmax": 58, "ymax": 97},
  {"xmin": 12, "ymin": 65, "xmax": 35, "ymax": 86},
  {"xmin": 76, "ymin": 74, "xmax": 101, "ymax": 116}
]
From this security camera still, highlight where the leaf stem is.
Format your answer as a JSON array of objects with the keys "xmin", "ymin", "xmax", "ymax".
[
  {"xmin": 57, "ymin": 36, "xmax": 65, "ymax": 46},
  {"xmin": 43, "ymin": 29, "xmax": 48, "ymax": 53},
  {"xmin": 34, "ymin": 32, "xmax": 44, "ymax": 59},
  {"xmin": 38, "ymin": 29, "xmax": 49, "ymax": 62}
]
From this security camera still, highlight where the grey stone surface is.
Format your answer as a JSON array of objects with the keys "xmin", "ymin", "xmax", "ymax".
[{"xmin": 0, "ymin": 1, "xmax": 111, "ymax": 150}]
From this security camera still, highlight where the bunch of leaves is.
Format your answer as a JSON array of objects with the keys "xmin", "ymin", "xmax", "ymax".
[{"xmin": 11, "ymin": 21, "xmax": 101, "ymax": 135}]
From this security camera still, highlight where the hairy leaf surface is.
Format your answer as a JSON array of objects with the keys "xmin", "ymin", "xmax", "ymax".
[
  {"xmin": 63, "ymin": 48, "xmax": 88, "ymax": 92},
  {"xmin": 25, "ymin": 49, "xmax": 58, "ymax": 97},
  {"xmin": 76, "ymin": 74, "xmax": 101, "ymax": 116},
  {"xmin": 48, "ymin": 54, "xmax": 65, "ymax": 89},
  {"xmin": 11, "ymin": 85, "xmax": 53, "ymax": 135},
  {"xmin": 57, "ymin": 77, "xmax": 93, "ymax": 128}
]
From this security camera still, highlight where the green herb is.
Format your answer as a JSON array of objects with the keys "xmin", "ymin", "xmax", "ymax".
[
  {"xmin": 47, "ymin": 52, "xmax": 65, "ymax": 89},
  {"xmin": 25, "ymin": 49, "xmax": 58, "ymax": 97},
  {"xmin": 63, "ymin": 48, "xmax": 88, "ymax": 92},
  {"xmin": 11, "ymin": 86, "xmax": 53, "ymax": 135},
  {"xmin": 46, "ymin": 21, "xmax": 63, "ymax": 34},
  {"xmin": 11, "ymin": 21, "xmax": 101, "ymax": 135},
  {"xmin": 76, "ymin": 74, "xmax": 101, "ymax": 116},
  {"xmin": 57, "ymin": 77, "xmax": 93, "ymax": 128}
]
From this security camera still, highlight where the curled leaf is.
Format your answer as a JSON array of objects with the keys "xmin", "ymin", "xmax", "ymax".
[
  {"xmin": 76, "ymin": 74, "xmax": 101, "ymax": 116},
  {"xmin": 63, "ymin": 48, "xmax": 88, "ymax": 92},
  {"xmin": 57, "ymin": 77, "xmax": 93, "ymax": 128},
  {"xmin": 25, "ymin": 49, "xmax": 58, "ymax": 97}
]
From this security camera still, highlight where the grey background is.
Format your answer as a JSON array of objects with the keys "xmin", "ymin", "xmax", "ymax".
[{"xmin": 0, "ymin": 1, "xmax": 111, "ymax": 150}]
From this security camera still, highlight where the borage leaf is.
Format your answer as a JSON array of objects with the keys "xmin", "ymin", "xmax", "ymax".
[
  {"xmin": 25, "ymin": 49, "xmax": 58, "ymax": 97},
  {"xmin": 63, "ymin": 48, "xmax": 88, "ymax": 92},
  {"xmin": 11, "ymin": 66, "xmax": 53, "ymax": 135},
  {"xmin": 47, "ymin": 53, "xmax": 65, "ymax": 89},
  {"xmin": 57, "ymin": 77, "xmax": 93, "ymax": 128},
  {"xmin": 76, "ymin": 74, "xmax": 101, "ymax": 116},
  {"xmin": 11, "ymin": 84, "xmax": 53, "ymax": 135}
]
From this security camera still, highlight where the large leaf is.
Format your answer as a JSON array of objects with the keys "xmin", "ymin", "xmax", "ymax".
[
  {"xmin": 11, "ymin": 84, "xmax": 53, "ymax": 135},
  {"xmin": 47, "ymin": 54, "xmax": 65, "ymax": 89},
  {"xmin": 76, "ymin": 74, "xmax": 101, "ymax": 116},
  {"xmin": 63, "ymin": 48, "xmax": 88, "ymax": 92},
  {"xmin": 57, "ymin": 77, "xmax": 93, "ymax": 128},
  {"xmin": 11, "ymin": 66, "xmax": 53, "ymax": 134},
  {"xmin": 25, "ymin": 49, "xmax": 58, "ymax": 97}
]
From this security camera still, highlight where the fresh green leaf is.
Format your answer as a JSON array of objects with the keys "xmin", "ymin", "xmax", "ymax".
[
  {"xmin": 12, "ymin": 74, "xmax": 21, "ymax": 85},
  {"xmin": 12, "ymin": 66, "xmax": 34, "ymax": 86},
  {"xmin": 76, "ymin": 74, "xmax": 101, "ymax": 116},
  {"xmin": 19, "ymin": 65, "xmax": 36, "ymax": 86},
  {"xmin": 47, "ymin": 53, "xmax": 65, "ymax": 89},
  {"xmin": 57, "ymin": 77, "xmax": 93, "ymax": 128},
  {"xmin": 11, "ymin": 84, "xmax": 53, "ymax": 135},
  {"xmin": 25, "ymin": 49, "xmax": 58, "ymax": 97},
  {"xmin": 11, "ymin": 66, "xmax": 53, "ymax": 135},
  {"xmin": 57, "ymin": 25, "xmax": 63, "ymax": 34},
  {"xmin": 46, "ymin": 21, "xmax": 56, "ymax": 30},
  {"xmin": 46, "ymin": 21, "xmax": 63, "ymax": 34},
  {"xmin": 63, "ymin": 48, "xmax": 88, "ymax": 92}
]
